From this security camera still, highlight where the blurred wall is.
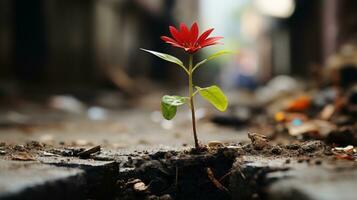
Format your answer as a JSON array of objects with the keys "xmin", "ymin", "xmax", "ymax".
[
  {"xmin": 0, "ymin": 0, "xmax": 13, "ymax": 80},
  {"xmin": 0, "ymin": 0, "xmax": 197, "ymax": 89},
  {"xmin": 0, "ymin": 0, "xmax": 355, "ymax": 90}
]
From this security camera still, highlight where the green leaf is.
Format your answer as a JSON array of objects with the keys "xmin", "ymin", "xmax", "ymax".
[
  {"xmin": 162, "ymin": 95, "xmax": 187, "ymax": 106},
  {"xmin": 192, "ymin": 50, "xmax": 234, "ymax": 73},
  {"xmin": 160, "ymin": 95, "xmax": 187, "ymax": 120},
  {"xmin": 161, "ymin": 102, "xmax": 177, "ymax": 120},
  {"xmin": 140, "ymin": 48, "xmax": 189, "ymax": 74},
  {"xmin": 196, "ymin": 85, "xmax": 228, "ymax": 112}
]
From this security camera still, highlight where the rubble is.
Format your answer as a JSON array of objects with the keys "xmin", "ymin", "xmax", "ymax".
[{"xmin": 248, "ymin": 133, "xmax": 269, "ymax": 150}]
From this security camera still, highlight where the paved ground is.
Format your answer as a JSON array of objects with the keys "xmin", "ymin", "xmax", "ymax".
[
  {"xmin": 0, "ymin": 106, "xmax": 249, "ymax": 148},
  {"xmin": 0, "ymin": 90, "xmax": 356, "ymax": 200},
  {"xmin": 1, "ymin": 143, "xmax": 356, "ymax": 200}
]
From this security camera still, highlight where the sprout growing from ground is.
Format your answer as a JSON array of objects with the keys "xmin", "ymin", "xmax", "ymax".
[{"xmin": 141, "ymin": 22, "xmax": 230, "ymax": 149}]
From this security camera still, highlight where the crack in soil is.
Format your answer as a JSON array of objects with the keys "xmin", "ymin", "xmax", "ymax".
[
  {"xmin": 0, "ymin": 139, "xmax": 341, "ymax": 200},
  {"xmin": 115, "ymin": 147, "xmax": 293, "ymax": 200}
]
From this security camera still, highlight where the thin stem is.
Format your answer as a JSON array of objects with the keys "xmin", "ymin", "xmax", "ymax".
[{"xmin": 188, "ymin": 54, "xmax": 199, "ymax": 149}]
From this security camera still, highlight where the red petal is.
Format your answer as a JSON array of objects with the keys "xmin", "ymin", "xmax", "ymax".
[
  {"xmin": 190, "ymin": 22, "xmax": 199, "ymax": 44},
  {"xmin": 188, "ymin": 46, "xmax": 201, "ymax": 53},
  {"xmin": 197, "ymin": 28, "xmax": 214, "ymax": 44},
  {"xmin": 161, "ymin": 36, "xmax": 176, "ymax": 43},
  {"xmin": 169, "ymin": 26, "xmax": 183, "ymax": 44},
  {"xmin": 200, "ymin": 36, "xmax": 223, "ymax": 47},
  {"xmin": 161, "ymin": 36, "xmax": 185, "ymax": 49},
  {"xmin": 179, "ymin": 23, "xmax": 190, "ymax": 43}
]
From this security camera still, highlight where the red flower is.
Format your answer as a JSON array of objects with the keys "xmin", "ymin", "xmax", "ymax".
[{"xmin": 161, "ymin": 22, "xmax": 223, "ymax": 54}]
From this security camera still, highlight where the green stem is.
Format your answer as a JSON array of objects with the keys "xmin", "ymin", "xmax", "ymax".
[{"xmin": 188, "ymin": 54, "xmax": 199, "ymax": 149}]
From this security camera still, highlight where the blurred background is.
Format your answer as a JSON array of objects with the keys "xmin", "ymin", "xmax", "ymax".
[{"xmin": 0, "ymin": 0, "xmax": 356, "ymax": 147}]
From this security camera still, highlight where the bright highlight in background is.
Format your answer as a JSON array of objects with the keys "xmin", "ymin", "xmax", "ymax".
[{"xmin": 254, "ymin": 0, "xmax": 295, "ymax": 18}]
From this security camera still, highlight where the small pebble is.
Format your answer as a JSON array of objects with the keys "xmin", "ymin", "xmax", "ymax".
[
  {"xmin": 286, "ymin": 144, "xmax": 300, "ymax": 150},
  {"xmin": 285, "ymin": 159, "xmax": 291, "ymax": 164},
  {"xmin": 301, "ymin": 141, "xmax": 324, "ymax": 153},
  {"xmin": 208, "ymin": 141, "xmax": 224, "ymax": 148},
  {"xmin": 14, "ymin": 145, "xmax": 26, "ymax": 151},
  {"xmin": 271, "ymin": 146, "xmax": 283, "ymax": 155},
  {"xmin": 164, "ymin": 152, "xmax": 173, "ymax": 159},
  {"xmin": 248, "ymin": 133, "xmax": 269, "ymax": 150},
  {"xmin": 133, "ymin": 181, "xmax": 148, "ymax": 192}
]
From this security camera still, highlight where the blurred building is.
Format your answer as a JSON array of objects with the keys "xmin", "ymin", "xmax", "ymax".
[{"xmin": 0, "ymin": 0, "xmax": 356, "ymax": 91}]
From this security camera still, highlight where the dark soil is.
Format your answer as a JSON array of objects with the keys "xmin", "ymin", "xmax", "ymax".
[
  {"xmin": 0, "ymin": 133, "xmax": 355, "ymax": 200},
  {"xmin": 114, "ymin": 134, "xmax": 340, "ymax": 200}
]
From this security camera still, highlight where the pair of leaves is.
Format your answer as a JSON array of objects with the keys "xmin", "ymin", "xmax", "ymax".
[
  {"xmin": 141, "ymin": 48, "xmax": 232, "ymax": 74},
  {"xmin": 161, "ymin": 86, "xmax": 228, "ymax": 120}
]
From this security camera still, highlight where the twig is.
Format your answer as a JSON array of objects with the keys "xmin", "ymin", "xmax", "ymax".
[
  {"xmin": 206, "ymin": 167, "xmax": 229, "ymax": 193},
  {"xmin": 219, "ymin": 165, "xmax": 246, "ymax": 181},
  {"xmin": 78, "ymin": 145, "xmax": 101, "ymax": 158}
]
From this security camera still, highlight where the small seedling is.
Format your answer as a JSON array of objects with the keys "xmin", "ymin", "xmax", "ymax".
[{"xmin": 141, "ymin": 22, "xmax": 230, "ymax": 149}]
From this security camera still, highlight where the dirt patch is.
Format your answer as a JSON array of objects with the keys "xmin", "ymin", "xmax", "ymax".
[
  {"xmin": 114, "ymin": 136, "xmax": 338, "ymax": 200},
  {"xmin": 0, "ymin": 136, "xmax": 355, "ymax": 200}
]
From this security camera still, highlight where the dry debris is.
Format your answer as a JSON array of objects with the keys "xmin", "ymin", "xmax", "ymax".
[
  {"xmin": 248, "ymin": 133, "xmax": 270, "ymax": 150},
  {"xmin": 11, "ymin": 152, "xmax": 36, "ymax": 161}
]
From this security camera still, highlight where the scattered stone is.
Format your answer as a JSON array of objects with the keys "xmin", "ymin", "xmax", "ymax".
[
  {"xmin": 301, "ymin": 141, "xmax": 325, "ymax": 153},
  {"xmin": 271, "ymin": 146, "xmax": 283, "ymax": 155},
  {"xmin": 248, "ymin": 133, "xmax": 269, "ymax": 150},
  {"xmin": 41, "ymin": 151, "xmax": 57, "ymax": 157},
  {"xmin": 0, "ymin": 150, "xmax": 6, "ymax": 155},
  {"xmin": 164, "ymin": 152, "xmax": 173, "ymax": 159},
  {"xmin": 285, "ymin": 144, "xmax": 300, "ymax": 150},
  {"xmin": 315, "ymin": 160, "xmax": 322, "ymax": 165},
  {"xmin": 50, "ymin": 147, "xmax": 85, "ymax": 157},
  {"xmin": 26, "ymin": 141, "xmax": 44, "ymax": 149},
  {"xmin": 13, "ymin": 144, "xmax": 26, "ymax": 152},
  {"xmin": 333, "ymin": 145, "xmax": 354, "ymax": 153},
  {"xmin": 133, "ymin": 181, "xmax": 148, "ymax": 193},
  {"xmin": 208, "ymin": 141, "xmax": 225, "ymax": 149}
]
